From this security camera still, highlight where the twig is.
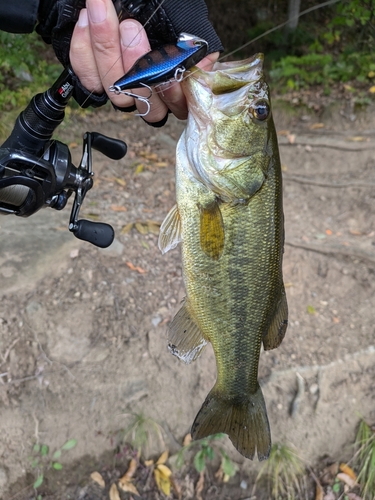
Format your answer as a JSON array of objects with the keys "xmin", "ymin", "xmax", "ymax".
[
  {"xmin": 286, "ymin": 240, "xmax": 375, "ymax": 265},
  {"xmin": 290, "ymin": 372, "xmax": 305, "ymax": 418},
  {"xmin": 1, "ymin": 338, "xmax": 20, "ymax": 364},
  {"xmin": 284, "ymin": 174, "xmax": 375, "ymax": 188}
]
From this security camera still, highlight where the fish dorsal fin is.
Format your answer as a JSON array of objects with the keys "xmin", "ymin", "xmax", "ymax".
[
  {"xmin": 199, "ymin": 200, "xmax": 225, "ymax": 260},
  {"xmin": 263, "ymin": 287, "xmax": 288, "ymax": 350},
  {"xmin": 168, "ymin": 300, "xmax": 208, "ymax": 364},
  {"xmin": 158, "ymin": 204, "xmax": 182, "ymax": 254}
]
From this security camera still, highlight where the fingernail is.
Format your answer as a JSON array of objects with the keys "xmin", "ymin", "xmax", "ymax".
[
  {"xmin": 120, "ymin": 20, "xmax": 143, "ymax": 47},
  {"xmin": 87, "ymin": 0, "xmax": 107, "ymax": 23},
  {"xmin": 77, "ymin": 9, "xmax": 89, "ymax": 27}
]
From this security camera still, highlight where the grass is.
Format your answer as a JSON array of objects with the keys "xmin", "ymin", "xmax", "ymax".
[
  {"xmin": 354, "ymin": 419, "xmax": 375, "ymax": 499},
  {"xmin": 256, "ymin": 442, "xmax": 305, "ymax": 500}
]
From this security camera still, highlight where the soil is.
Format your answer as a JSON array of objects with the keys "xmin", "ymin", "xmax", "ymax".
[{"xmin": 0, "ymin": 97, "xmax": 375, "ymax": 500}]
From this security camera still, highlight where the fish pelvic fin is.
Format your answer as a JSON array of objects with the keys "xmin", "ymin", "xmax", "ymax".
[
  {"xmin": 263, "ymin": 286, "xmax": 288, "ymax": 351},
  {"xmin": 168, "ymin": 300, "xmax": 208, "ymax": 364},
  {"xmin": 191, "ymin": 384, "xmax": 271, "ymax": 461},
  {"xmin": 158, "ymin": 204, "xmax": 182, "ymax": 254}
]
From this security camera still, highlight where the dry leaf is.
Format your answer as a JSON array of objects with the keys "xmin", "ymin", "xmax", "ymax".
[
  {"xmin": 109, "ymin": 483, "xmax": 121, "ymax": 500},
  {"xmin": 118, "ymin": 480, "xmax": 140, "ymax": 496},
  {"xmin": 310, "ymin": 123, "xmax": 324, "ymax": 129},
  {"xmin": 68, "ymin": 141, "xmax": 79, "ymax": 149},
  {"xmin": 90, "ymin": 471, "xmax": 105, "ymax": 488},
  {"xmin": 134, "ymin": 164, "xmax": 145, "ymax": 174},
  {"xmin": 135, "ymin": 222, "xmax": 149, "ymax": 235},
  {"xmin": 144, "ymin": 459, "xmax": 154, "ymax": 467},
  {"xmin": 125, "ymin": 262, "xmax": 147, "ymax": 274},
  {"xmin": 121, "ymin": 458, "xmax": 138, "ymax": 482},
  {"xmin": 281, "ymin": 164, "xmax": 288, "ymax": 172},
  {"xmin": 196, "ymin": 470, "xmax": 205, "ymax": 500},
  {"xmin": 155, "ymin": 161, "xmax": 168, "ymax": 167},
  {"xmin": 369, "ymin": 85, "xmax": 375, "ymax": 94},
  {"xmin": 183, "ymin": 433, "xmax": 192, "ymax": 446},
  {"xmin": 110, "ymin": 205, "xmax": 127, "ymax": 212},
  {"xmin": 348, "ymin": 136, "xmax": 366, "ymax": 142},
  {"xmin": 315, "ymin": 483, "xmax": 324, "ymax": 500},
  {"xmin": 156, "ymin": 450, "xmax": 169, "ymax": 465},
  {"xmin": 121, "ymin": 222, "xmax": 134, "ymax": 234},
  {"xmin": 339, "ymin": 463, "xmax": 357, "ymax": 481},
  {"xmin": 154, "ymin": 465, "xmax": 172, "ymax": 496},
  {"xmin": 115, "ymin": 178, "xmax": 127, "ymax": 187},
  {"xmin": 337, "ymin": 472, "xmax": 357, "ymax": 488},
  {"xmin": 349, "ymin": 229, "xmax": 362, "ymax": 236},
  {"xmin": 170, "ymin": 476, "xmax": 182, "ymax": 500}
]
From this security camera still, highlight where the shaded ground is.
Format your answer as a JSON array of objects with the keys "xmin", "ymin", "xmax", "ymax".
[{"xmin": 0, "ymin": 99, "xmax": 374, "ymax": 499}]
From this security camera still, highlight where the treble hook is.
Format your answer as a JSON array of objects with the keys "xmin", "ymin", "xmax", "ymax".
[{"xmin": 108, "ymin": 82, "xmax": 152, "ymax": 117}]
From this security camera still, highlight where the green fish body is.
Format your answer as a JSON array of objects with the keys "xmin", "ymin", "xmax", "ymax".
[{"xmin": 158, "ymin": 55, "xmax": 288, "ymax": 461}]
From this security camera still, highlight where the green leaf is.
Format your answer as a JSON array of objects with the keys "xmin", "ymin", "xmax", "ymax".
[
  {"xmin": 194, "ymin": 450, "xmax": 206, "ymax": 473},
  {"xmin": 52, "ymin": 449, "xmax": 62, "ymax": 460},
  {"xmin": 52, "ymin": 462, "xmax": 63, "ymax": 470},
  {"xmin": 221, "ymin": 452, "xmax": 237, "ymax": 477},
  {"xmin": 41, "ymin": 444, "xmax": 49, "ymax": 457},
  {"xmin": 205, "ymin": 446, "xmax": 215, "ymax": 461},
  {"xmin": 33, "ymin": 444, "xmax": 40, "ymax": 454},
  {"xmin": 33, "ymin": 474, "xmax": 44, "ymax": 489},
  {"xmin": 61, "ymin": 438, "xmax": 77, "ymax": 451}
]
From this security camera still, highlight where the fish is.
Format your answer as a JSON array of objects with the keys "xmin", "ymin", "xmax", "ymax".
[{"xmin": 158, "ymin": 54, "xmax": 288, "ymax": 461}]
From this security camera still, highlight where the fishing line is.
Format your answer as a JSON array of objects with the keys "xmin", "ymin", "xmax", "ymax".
[{"xmin": 152, "ymin": 0, "xmax": 341, "ymax": 98}]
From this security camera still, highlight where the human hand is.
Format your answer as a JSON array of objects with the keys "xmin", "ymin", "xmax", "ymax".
[{"xmin": 69, "ymin": 0, "xmax": 219, "ymax": 123}]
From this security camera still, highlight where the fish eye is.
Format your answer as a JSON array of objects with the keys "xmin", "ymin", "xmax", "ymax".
[{"xmin": 250, "ymin": 100, "xmax": 270, "ymax": 121}]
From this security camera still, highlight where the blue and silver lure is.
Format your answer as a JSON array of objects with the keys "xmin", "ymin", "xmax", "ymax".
[{"xmin": 109, "ymin": 33, "xmax": 208, "ymax": 115}]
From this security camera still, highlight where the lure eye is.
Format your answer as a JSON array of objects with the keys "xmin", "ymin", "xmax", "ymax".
[{"xmin": 250, "ymin": 100, "xmax": 270, "ymax": 121}]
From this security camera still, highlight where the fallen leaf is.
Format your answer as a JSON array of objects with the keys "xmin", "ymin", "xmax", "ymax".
[
  {"xmin": 135, "ymin": 222, "xmax": 149, "ymax": 235},
  {"xmin": 134, "ymin": 164, "xmax": 144, "ymax": 174},
  {"xmin": 121, "ymin": 458, "xmax": 138, "ymax": 482},
  {"xmin": 315, "ymin": 482, "xmax": 324, "ymax": 500},
  {"xmin": 339, "ymin": 463, "xmax": 357, "ymax": 481},
  {"xmin": 156, "ymin": 450, "xmax": 169, "ymax": 465},
  {"xmin": 90, "ymin": 471, "xmax": 105, "ymax": 488},
  {"xmin": 110, "ymin": 205, "xmax": 127, "ymax": 212},
  {"xmin": 155, "ymin": 162, "xmax": 168, "ymax": 167},
  {"xmin": 196, "ymin": 470, "xmax": 205, "ymax": 500},
  {"xmin": 121, "ymin": 222, "xmax": 134, "ymax": 234},
  {"xmin": 68, "ymin": 141, "xmax": 79, "ymax": 149},
  {"xmin": 325, "ymin": 229, "xmax": 332, "ymax": 236},
  {"xmin": 115, "ymin": 178, "xmax": 127, "ymax": 187},
  {"xmin": 144, "ymin": 459, "xmax": 154, "ymax": 467},
  {"xmin": 170, "ymin": 476, "xmax": 182, "ymax": 499},
  {"xmin": 368, "ymin": 70, "xmax": 375, "ymax": 78},
  {"xmin": 109, "ymin": 483, "xmax": 121, "ymax": 500},
  {"xmin": 337, "ymin": 472, "xmax": 357, "ymax": 488},
  {"xmin": 154, "ymin": 465, "xmax": 172, "ymax": 496},
  {"xmin": 278, "ymin": 129, "xmax": 290, "ymax": 136},
  {"xmin": 369, "ymin": 86, "xmax": 375, "ymax": 94},
  {"xmin": 307, "ymin": 305, "xmax": 316, "ymax": 315},
  {"xmin": 347, "ymin": 136, "xmax": 366, "ymax": 142},
  {"xmin": 183, "ymin": 433, "xmax": 192, "ymax": 446},
  {"xmin": 310, "ymin": 123, "xmax": 324, "ymax": 129},
  {"xmin": 125, "ymin": 262, "xmax": 147, "ymax": 274},
  {"xmin": 281, "ymin": 164, "xmax": 288, "ymax": 172},
  {"xmin": 119, "ymin": 480, "xmax": 140, "ymax": 496},
  {"xmin": 349, "ymin": 230, "xmax": 362, "ymax": 236}
]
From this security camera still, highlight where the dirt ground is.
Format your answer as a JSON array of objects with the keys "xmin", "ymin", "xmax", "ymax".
[{"xmin": 0, "ymin": 97, "xmax": 374, "ymax": 500}]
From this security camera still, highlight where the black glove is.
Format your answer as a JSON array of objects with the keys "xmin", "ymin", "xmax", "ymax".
[{"xmin": 36, "ymin": 0, "xmax": 223, "ymax": 109}]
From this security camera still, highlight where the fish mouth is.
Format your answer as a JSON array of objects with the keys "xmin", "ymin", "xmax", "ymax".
[{"xmin": 187, "ymin": 53, "xmax": 264, "ymax": 95}]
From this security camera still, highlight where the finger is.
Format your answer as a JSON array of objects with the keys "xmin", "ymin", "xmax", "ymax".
[
  {"xmin": 70, "ymin": 9, "xmax": 102, "ymax": 93},
  {"xmin": 119, "ymin": 19, "xmax": 168, "ymax": 122},
  {"xmin": 86, "ymin": 0, "xmax": 133, "ymax": 107}
]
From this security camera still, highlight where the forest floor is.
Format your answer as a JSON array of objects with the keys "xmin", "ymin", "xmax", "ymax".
[{"xmin": 0, "ymin": 95, "xmax": 374, "ymax": 500}]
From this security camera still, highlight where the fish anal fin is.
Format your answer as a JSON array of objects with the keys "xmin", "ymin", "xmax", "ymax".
[
  {"xmin": 191, "ymin": 383, "xmax": 271, "ymax": 461},
  {"xmin": 158, "ymin": 204, "xmax": 182, "ymax": 254},
  {"xmin": 199, "ymin": 200, "xmax": 224, "ymax": 260},
  {"xmin": 168, "ymin": 301, "xmax": 207, "ymax": 364},
  {"xmin": 263, "ymin": 287, "xmax": 288, "ymax": 351}
]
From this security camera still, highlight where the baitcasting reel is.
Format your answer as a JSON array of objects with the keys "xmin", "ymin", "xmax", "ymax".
[{"xmin": 0, "ymin": 68, "xmax": 127, "ymax": 248}]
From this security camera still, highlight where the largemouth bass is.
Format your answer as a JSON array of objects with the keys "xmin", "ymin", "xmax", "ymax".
[{"xmin": 158, "ymin": 54, "xmax": 288, "ymax": 461}]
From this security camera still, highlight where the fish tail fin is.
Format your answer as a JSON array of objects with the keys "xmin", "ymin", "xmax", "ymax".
[{"xmin": 191, "ymin": 384, "xmax": 271, "ymax": 461}]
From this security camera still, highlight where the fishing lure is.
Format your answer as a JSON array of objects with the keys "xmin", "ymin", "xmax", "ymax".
[{"xmin": 109, "ymin": 33, "xmax": 208, "ymax": 115}]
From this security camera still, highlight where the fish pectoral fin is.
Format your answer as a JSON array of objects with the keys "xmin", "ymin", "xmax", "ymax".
[
  {"xmin": 191, "ymin": 384, "xmax": 271, "ymax": 461},
  {"xmin": 158, "ymin": 204, "xmax": 182, "ymax": 254},
  {"xmin": 168, "ymin": 300, "xmax": 208, "ymax": 364},
  {"xmin": 263, "ymin": 286, "xmax": 288, "ymax": 350},
  {"xmin": 199, "ymin": 200, "xmax": 225, "ymax": 260}
]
